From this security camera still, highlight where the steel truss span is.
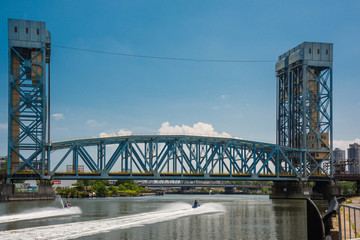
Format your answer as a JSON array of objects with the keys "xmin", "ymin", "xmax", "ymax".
[{"xmin": 11, "ymin": 135, "xmax": 328, "ymax": 181}]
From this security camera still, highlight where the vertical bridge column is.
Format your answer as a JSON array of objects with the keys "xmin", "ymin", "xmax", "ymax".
[
  {"xmin": 275, "ymin": 42, "xmax": 333, "ymax": 182},
  {"xmin": 7, "ymin": 19, "xmax": 51, "ymax": 181}
]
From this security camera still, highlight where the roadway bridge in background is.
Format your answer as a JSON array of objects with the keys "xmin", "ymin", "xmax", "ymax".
[
  {"xmin": 334, "ymin": 174, "xmax": 360, "ymax": 181},
  {"xmin": 137, "ymin": 180, "xmax": 266, "ymax": 190}
]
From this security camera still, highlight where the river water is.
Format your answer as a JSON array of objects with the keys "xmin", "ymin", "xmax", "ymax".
[{"xmin": 0, "ymin": 194, "xmax": 327, "ymax": 240}]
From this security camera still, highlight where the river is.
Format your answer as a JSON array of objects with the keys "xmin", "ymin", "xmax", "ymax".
[{"xmin": 0, "ymin": 194, "xmax": 327, "ymax": 240}]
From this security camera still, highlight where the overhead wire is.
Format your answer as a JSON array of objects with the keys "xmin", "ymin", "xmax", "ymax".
[{"xmin": 52, "ymin": 44, "xmax": 276, "ymax": 63}]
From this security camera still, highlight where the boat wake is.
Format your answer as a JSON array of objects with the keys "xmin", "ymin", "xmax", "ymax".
[
  {"xmin": 0, "ymin": 207, "xmax": 82, "ymax": 224},
  {"xmin": 0, "ymin": 202, "xmax": 225, "ymax": 240}
]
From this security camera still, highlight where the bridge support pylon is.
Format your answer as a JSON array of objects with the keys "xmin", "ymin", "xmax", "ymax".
[
  {"xmin": 270, "ymin": 181, "xmax": 313, "ymax": 199},
  {"xmin": 37, "ymin": 180, "xmax": 53, "ymax": 195},
  {"xmin": 312, "ymin": 181, "xmax": 341, "ymax": 200},
  {"xmin": 225, "ymin": 187, "xmax": 235, "ymax": 193},
  {"xmin": 356, "ymin": 181, "xmax": 360, "ymax": 195},
  {"xmin": 0, "ymin": 183, "xmax": 15, "ymax": 201}
]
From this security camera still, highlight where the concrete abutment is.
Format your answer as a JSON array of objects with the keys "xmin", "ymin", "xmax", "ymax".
[{"xmin": 270, "ymin": 181, "xmax": 341, "ymax": 200}]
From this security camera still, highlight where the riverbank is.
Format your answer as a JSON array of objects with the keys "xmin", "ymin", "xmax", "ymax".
[{"xmin": 331, "ymin": 196, "xmax": 360, "ymax": 239}]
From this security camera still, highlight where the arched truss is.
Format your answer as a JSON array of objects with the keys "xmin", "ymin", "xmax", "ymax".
[{"xmin": 33, "ymin": 135, "xmax": 330, "ymax": 181}]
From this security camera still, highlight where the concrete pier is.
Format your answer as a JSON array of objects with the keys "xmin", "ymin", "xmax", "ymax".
[
  {"xmin": 0, "ymin": 183, "xmax": 55, "ymax": 202},
  {"xmin": 270, "ymin": 181, "xmax": 313, "ymax": 199},
  {"xmin": 270, "ymin": 181, "xmax": 342, "ymax": 200}
]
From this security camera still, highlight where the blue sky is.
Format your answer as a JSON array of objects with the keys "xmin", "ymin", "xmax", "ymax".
[{"xmin": 0, "ymin": 0, "xmax": 359, "ymax": 155}]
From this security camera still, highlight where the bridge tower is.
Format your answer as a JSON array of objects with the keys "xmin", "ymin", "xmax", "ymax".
[
  {"xmin": 7, "ymin": 19, "xmax": 51, "ymax": 181},
  {"xmin": 276, "ymin": 42, "xmax": 333, "ymax": 179}
]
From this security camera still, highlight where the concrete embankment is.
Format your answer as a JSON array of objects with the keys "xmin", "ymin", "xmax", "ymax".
[
  {"xmin": 1, "ymin": 193, "xmax": 55, "ymax": 201},
  {"xmin": 0, "ymin": 183, "xmax": 55, "ymax": 202}
]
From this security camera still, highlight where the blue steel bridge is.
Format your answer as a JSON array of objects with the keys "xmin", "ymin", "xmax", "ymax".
[
  {"xmin": 12, "ymin": 135, "xmax": 329, "ymax": 182},
  {"xmin": 6, "ymin": 19, "xmax": 334, "ymax": 185}
]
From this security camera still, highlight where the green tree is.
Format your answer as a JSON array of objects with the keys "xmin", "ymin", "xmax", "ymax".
[
  {"xmin": 109, "ymin": 186, "xmax": 119, "ymax": 195},
  {"xmin": 91, "ymin": 181, "xmax": 109, "ymax": 197},
  {"xmin": 261, "ymin": 186, "xmax": 269, "ymax": 194},
  {"xmin": 73, "ymin": 180, "xmax": 86, "ymax": 191},
  {"xmin": 341, "ymin": 181, "xmax": 356, "ymax": 194}
]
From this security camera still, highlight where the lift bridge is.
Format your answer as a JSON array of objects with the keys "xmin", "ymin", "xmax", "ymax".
[{"xmin": 6, "ymin": 19, "xmax": 333, "ymax": 184}]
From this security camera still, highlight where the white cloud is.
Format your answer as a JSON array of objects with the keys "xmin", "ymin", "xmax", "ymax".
[
  {"xmin": 334, "ymin": 138, "xmax": 360, "ymax": 151},
  {"xmin": 0, "ymin": 123, "xmax": 7, "ymax": 130},
  {"xmin": 99, "ymin": 129, "xmax": 132, "ymax": 138},
  {"xmin": 86, "ymin": 119, "xmax": 106, "ymax": 128},
  {"xmin": 219, "ymin": 94, "xmax": 230, "ymax": 100},
  {"xmin": 86, "ymin": 119, "xmax": 98, "ymax": 127},
  {"xmin": 158, "ymin": 122, "xmax": 231, "ymax": 138},
  {"xmin": 52, "ymin": 113, "xmax": 64, "ymax": 120}
]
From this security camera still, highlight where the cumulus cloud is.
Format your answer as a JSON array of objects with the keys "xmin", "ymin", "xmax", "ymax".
[
  {"xmin": 52, "ymin": 113, "xmax": 64, "ymax": 120},
  {"xmin": 158, "ymin": 122, "xmax": 231, "ymax": 138},
  {"xmin": 99, "ymin": 129, "xmax": 132, "ymax": 138},
  {"xmin": 0, "ymin": 123, "xmax": 7, "ymax": 130},
  {"xmin": 334, "ymin": 138, "xmax": 360, "ymax": 151}
]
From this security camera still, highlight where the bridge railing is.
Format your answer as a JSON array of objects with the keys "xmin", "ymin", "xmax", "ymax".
[{"xmin": 338, "ymin": 204, "xmax": 360, "ymax": 239}]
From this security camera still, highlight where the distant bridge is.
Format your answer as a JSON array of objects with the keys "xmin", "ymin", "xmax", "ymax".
[{"xmin": 138, "ymin": 180, "xmax": 266, "ymax": 190}]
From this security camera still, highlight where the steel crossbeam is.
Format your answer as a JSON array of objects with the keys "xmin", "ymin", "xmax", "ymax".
[{"xmin": 13, "ymin": 135, "xmax": 327, "ymax": 181}]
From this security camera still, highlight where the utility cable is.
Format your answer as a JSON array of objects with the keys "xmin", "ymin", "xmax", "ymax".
[{"xmin": 52, "ymin": 44, "xmax": 276, "ymax": 63}]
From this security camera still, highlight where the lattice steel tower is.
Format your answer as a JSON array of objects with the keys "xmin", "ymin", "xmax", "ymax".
[
  {"xmin": 276, "ymin": 42, "xmax": 333, "ymax": 179},
  {"xmin": 7, "ymin": 19, "xmax": 51, "ymax": 180}
]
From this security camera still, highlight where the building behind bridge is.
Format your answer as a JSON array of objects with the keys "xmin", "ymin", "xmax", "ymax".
[
  {"xmin": 334, "ymin": 148, "xmax": 346, "ymax": 174},
  {"xmin": 348, "ymin": 143, "xmax": 360, "ymax": 174},
  {"xmin": 0, "ymin": 156, "xmax": 6, "ymax": 170}
]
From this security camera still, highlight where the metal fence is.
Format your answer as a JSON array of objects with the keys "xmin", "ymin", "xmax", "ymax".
[{"xmin": 338, "ymin": 204, "xmax": 360, "ymax": 239}]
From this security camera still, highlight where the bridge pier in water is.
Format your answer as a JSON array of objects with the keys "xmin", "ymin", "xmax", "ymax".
[
  {"xmin": 312, "ymin": 182, "xmax": 341, "ymax": 200},
  {"xmin": 270, "ymin": 181, "xmax": 341, "ymax": 200},
  {"xmin": 0, "ymin": 183, "xmax": 15, "ymax": 200},
  {"xmin": 225, "ymin": 187, "xmax": 235, "ymax": 193},
  {"xmin": 356, "ymin": 181, "xmax": 360, "ymax": 195},
  {"xmin": 270, "ymin": 182, "xmax": 313, "ymax": 199},
  {"xmin": 37, "ymin": 180, "xmax": 54, "ymax": 195}
]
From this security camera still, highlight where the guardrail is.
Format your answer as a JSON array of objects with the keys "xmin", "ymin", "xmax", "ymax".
[{"xmin": 338, "ymin": 204, "xmax": 360, "ymax": 239}]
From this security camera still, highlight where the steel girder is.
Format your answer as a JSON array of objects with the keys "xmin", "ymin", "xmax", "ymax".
[{"xmin": 27, "ymin": 135, "xmax": 312, "ymax": 181}]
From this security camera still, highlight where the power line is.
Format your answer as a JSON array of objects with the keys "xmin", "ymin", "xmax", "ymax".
[{"xmin": 52, "ymin": 44, "xmax": 276, "ymax": 63}]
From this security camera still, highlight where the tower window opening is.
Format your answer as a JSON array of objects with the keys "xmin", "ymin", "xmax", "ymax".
[
  {"xmin": 309, "ymin": 48, "xmax": 311, "ymax": 54},
  {"xmin": 26, "ymin": 28, "xmax": 29, "ymax": 34},
  {"xmin": 317, "ymin": 49, "xmax": 320, "ymax": 54},
  {"xmin": 14, "ymin": 26, "xmax": 17, "ymax": 33},
  {"xmin": 37, "ymin": 29, "xmax": 39, "ymax": 35},
  {"xmin": 326, "ymin": 49, "xmax": 328, "ymax": 55}
]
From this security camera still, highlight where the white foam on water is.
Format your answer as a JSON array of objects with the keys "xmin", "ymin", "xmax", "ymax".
[
  {"xmin": 0, "ymin": 202, "xmax": 225, "ymax": 240},
  {"xmin": 0, "ymin": 207, "xmax": 82, "ymax": 224}
]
